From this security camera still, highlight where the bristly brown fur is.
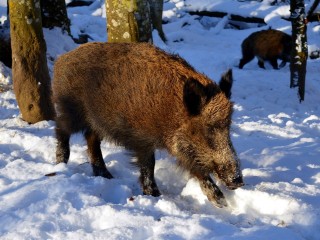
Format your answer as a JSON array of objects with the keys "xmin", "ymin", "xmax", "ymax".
[
  {"xmin": 52, "ymin": 42, "xmax": 243, "ymax": 208},
  {"xmin": 239, "ymin": 29, "xmax": 292, "ymax": 69}
]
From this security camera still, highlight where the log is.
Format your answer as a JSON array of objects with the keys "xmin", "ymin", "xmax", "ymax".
[{"xmin": 188, "ymin": 11, "xmax": 266, "ymax": 25}]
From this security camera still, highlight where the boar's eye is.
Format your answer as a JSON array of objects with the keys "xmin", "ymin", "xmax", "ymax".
[
  {"xmin": 205, "ymin": 126, "xmax": 219, "ymax": 149},
  {"xmin": 208, "ymin": 120, "xmax": 230, "ymax": 131},
  {"xmin": 207, "ymin": 125, "xmax": 216, "ymax": 133}
]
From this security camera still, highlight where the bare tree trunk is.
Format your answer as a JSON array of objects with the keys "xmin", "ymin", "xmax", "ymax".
[
  {"xmin": 0, "ymin": 17, "xmax": 11, "ymax": 68},
  {"xmin": 289, "ymin": 0, "xmax": 308, "ymax": 102},
  {"xmin": 106, "ymin": 0, "xmax": 152, "ymax": 43},
  {"xmin": 148, "ymin": 0, "xmax": 166, "ymax": 42},
  {"xmin": 9, "ymin": 0, "xmax": 54, "ymax": 123},
  {"xmin": 306, "ymin": 0, "xmax": 320, "ymax": 22},
  {"xmin": 40, "ymin": 0, "xmax": 71, "ymax": 34}
]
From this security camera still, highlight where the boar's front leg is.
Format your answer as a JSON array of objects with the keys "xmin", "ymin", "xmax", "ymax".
[
  {"xmin": 136, "ymin": 151, "xmax": 161, "ymax": 197},
  {"xmin": 85, "ymin": 130, "xmax": 113, "ymax": 179},
  {"xmin": 197, "ymin": 176, "xmax": 227, "ymax": 208},
  {"xmin": 56, "ymin": 127, "xmax": 70, "ymax": 164}
]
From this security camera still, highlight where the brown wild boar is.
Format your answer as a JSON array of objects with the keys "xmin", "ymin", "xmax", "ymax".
[
  {"xmin": 52, "ymin": 42, "xmax": 244, "ymax": 208},
  {"xmin": 239, "ymin": 29, "xmax": 292, "ymax": 69}
]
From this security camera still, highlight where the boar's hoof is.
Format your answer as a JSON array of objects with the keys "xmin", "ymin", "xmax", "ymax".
[{"xmin": 92, "ymin": 165, "xmax": 113, "ymax": 179}]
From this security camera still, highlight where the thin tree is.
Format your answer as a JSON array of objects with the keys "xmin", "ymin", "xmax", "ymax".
[
  {"xmin": 306, "ymin": 0, "xmax": 320, "ymax": 22},
  {"xmin": 106, "ymin": 0, "xmax": 153, "ymax": 42},
  {"xmin": 148, "ymin": 0, "xmax": 167, "ymax": 42},
  {"xmin": 9, "ymin": 0, "xmax": 54, "ymax": 123},
  {"xmin": 289, "ymin": 0, "xmax": 308, "ymax": 102},
  {"xmin": 0, "ymin": 17, "xmax": 11, "ymax": 68},
  {"xmin": 40, "ymin": 0, "xmax": 71, "ymax": 34}
]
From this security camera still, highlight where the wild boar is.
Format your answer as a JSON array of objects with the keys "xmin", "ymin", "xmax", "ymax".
[
  {"xmin": 239, "ymin": 29, "xmax": 292, "ymax": 69},
  {"xmin": 52, "ymin": 42, "xmax": 244, "ymax": 208}
]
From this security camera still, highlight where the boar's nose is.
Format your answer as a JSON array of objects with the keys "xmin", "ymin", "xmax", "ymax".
[{"xmin": 228, "ymin": 176, "xmax": 244, "ymax": 190}]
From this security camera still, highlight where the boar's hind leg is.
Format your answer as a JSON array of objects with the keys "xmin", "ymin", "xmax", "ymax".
[
  {"xmin": 279, "ymin": 60, "xmax": 287, "ymax": 68},
  {"xmin": 56, "ymin": 128, "xmax": 70, "ymax": 164},
  {"xmin": 198, "ymin": 176, "xmax": 227, "ymax": 208},
  {"xmin": 85, "ymin": 130, "xmax": 113, "ymax": 179},
  {"xmin": 239, "ymin": 54, "xmax": 254, "ymax": 69},
  {"xmin": 269, "ymin": 58, "xmax": 279, "ymax": 69},
  {"xmin": 257, "ymin": 59, "xmax": 265, "ymax": 69},
  {"xmin": 137, "ymin": 152, "xmax": 161, "ymax": 197}
]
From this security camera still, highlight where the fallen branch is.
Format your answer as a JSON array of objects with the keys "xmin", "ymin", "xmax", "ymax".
[{"xmin": 188, "ymin": 11, "xmax": 266, "ymax": 25}]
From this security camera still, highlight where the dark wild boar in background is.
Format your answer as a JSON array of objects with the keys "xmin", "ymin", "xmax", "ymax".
[
  {"xmin": 52, "ymin": 42, "xmax": 244, "ymax": 208},
  {"xmin": 239, "ymin": 29, "xmax": 292, "ymax": 70}
]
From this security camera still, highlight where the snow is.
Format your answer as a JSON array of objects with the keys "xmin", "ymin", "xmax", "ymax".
[{"xmin": 1, "ymin": 0, "xmax": 320, "ymax": 239}]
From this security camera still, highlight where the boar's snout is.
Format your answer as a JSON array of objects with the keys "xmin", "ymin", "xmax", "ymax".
[
  {"xmin": 226, "ymin": 175, "xmax": 244, "ymax": 190},
  {"xmin": 215, "ymin": 153, "xmax": 244, "ymax": 191}
]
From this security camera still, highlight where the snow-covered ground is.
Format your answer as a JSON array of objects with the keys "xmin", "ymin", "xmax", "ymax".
[{"xmin": 1, "ymin": 0, "xmax": 320, "ymax": 239}]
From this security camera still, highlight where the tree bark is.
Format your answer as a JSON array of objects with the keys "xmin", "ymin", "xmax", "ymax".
[
  {"xmin": 148, "ymin": 0, "xmax": 166, "ymax": 42},
  {"xmin": 9, "ymin": 0, "xmax": 54, "ymax": 123},
  {"xmin": 289, "ymin": 0, "xmax": 308, "ymax": 102},
  {"xmin": 306, "ymin": 0, "xmax": 320, "ymax": 22},
  {"xmin": 106, "ymin": 0, "xmax": 152, "ymax": 43},
  {"xmin": 40, "ymin": 0, "xmax": 71, "ymax": 33}
]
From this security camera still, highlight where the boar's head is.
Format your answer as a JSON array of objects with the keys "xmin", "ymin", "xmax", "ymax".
[{"xmin": 172, "ymin": 69, "xmax": 244, "ymax": 190}]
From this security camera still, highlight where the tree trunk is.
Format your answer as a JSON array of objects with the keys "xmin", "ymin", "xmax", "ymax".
[
  {"xmin": 148, "ymin": 0, "xmax": 166, "ymax": 42},
  {"xmin": 289, "ymin": 0, "xmax": 308, "ymax": 102},
  {"xmin": 40, "ymin": 0, "xmax": 71, "ymax": 34},
  {"xmin": 306, "ymin": 0, "xmax": 320, "ymax": 22},
  {"xmin": 106, "ymin": 0, "xmax": 152, "ymax": 43},
  {"xmin": 0, "ymin": 19, "xmax": 11, "ymax": 68},
  {"xmin": 9, "ymin": 0, "xmax": 54, "ymax": 123}
]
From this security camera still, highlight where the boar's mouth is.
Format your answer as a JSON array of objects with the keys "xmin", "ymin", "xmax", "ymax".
[
  {"xmin": 213, "ymin": 167, "xmax": 244, "ymax": 190},
  {"xmin": 225, "ymin": 176, "xmax": 244, "ymax": 190}
]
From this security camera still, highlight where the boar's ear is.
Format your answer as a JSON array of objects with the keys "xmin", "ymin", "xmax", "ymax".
[
  {"xmin": 183, "ymin": 78, "xmax": 216, "ymax": 116},
  {"xmin": 219, "ymin": 69, "xmax": 233, "ymax": 99}
]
